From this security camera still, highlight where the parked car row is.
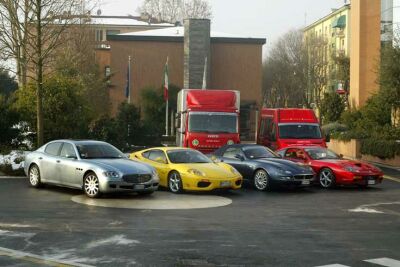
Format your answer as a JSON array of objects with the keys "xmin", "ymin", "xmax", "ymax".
[{"xmin": 24, "ymin": 140, "xmax": 384, "ymax": 198}]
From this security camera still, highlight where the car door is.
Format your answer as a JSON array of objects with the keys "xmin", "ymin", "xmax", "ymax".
[
  {"xmin": 58, "ymin": 142, "xmax": 80, "ymax": 188},
  {"xmin": 142, "ymin": 150, "xmax": 170, "ymax": 187},
  {"xmin": 221, "ymin": 147, "xmax": 252, "ymax": 179},
  {"xmin": 41, "ymin": 142, "xmax": 63, "ymax": 183}
]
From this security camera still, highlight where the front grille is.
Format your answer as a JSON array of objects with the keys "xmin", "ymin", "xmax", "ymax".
[
  {"xmin": 122, "ymin": 174, "xmax": 152, "ymax": 184},
  {"xmin": 294, "ymin": 175, "xmax": 314, "ymax": 180},
  {"xmin": 364, "ymin": 175, "xmax": 379, "ymax": 180},
  {"xmin": 198, "ymin": 181, "xmax": 211, "ymax": 188}
]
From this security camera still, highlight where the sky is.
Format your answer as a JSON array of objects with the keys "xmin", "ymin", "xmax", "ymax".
[{"xmin": 97, "ymin": 0, "xmax": 397, "ymax": 57}]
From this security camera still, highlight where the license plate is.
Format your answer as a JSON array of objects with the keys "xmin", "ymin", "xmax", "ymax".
[
  {"xmin": 368, "ymin": 180, "xmax": 376, "ymax": 185},
  {"xmin": 302, "ymin": 180, "xmax": 310, "ymax": 185},
  {"xmin": 135, "ymin": 184, "xmax": 145, "ymax": 190},
  {"xmin": 220, "ymin": 181, "xmax": 231, "ymax": 187}
]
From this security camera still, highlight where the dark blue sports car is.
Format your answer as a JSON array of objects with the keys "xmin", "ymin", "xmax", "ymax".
[{"xmin": 211, "ymin": 144, "xmax": 315, "ymax": 191}]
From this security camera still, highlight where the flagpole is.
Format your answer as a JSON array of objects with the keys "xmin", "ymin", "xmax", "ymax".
[
  {"xmin": 128, "ymin": 56, "xmax": 131, "ymax": 104},
  {"xmin": 165, "ymin": 57, "xmax": 169, "ymax": 136}
]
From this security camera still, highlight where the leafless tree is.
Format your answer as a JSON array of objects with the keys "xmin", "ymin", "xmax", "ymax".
[
  {"xmin": 0, "ymin": 0, "xmax": 34, "ymax": 87},
  {"xmin": 137, "ymin": 0, "xmax": 212, "ymax": 23},
  {"xmin": 304, "ymin": 34, "xmax": 329, "ymax": 112},
  {"xmin": 262, "ymin": 30, "xmax": 308, "ymax": 108}
]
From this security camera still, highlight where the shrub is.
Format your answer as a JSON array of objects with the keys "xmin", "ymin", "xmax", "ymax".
[{"xmin": 320, "ymin": 92, "xmax": 346, "ymax": 124}]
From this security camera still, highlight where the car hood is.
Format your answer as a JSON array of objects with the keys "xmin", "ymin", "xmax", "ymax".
[
  {"xmin": 253, "ymin": 158, "xmax": 313, "ymax": 174},
  {"xmin": 172, "ymin": 162, "xmax": 238, "ymax": 179},
  {"xmin": 84, "ymin": 158, "xmax": 153, "ymax": 174},
  {"xmin": 315, "ymin": 159, "xmax": 382, "ymax": 173}
]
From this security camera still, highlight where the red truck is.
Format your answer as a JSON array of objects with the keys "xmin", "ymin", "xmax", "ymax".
[
  {"xmin": 176, "ymin": 89, "xmax": 240, "ymax": 153},
  {"xmin": 257, "ymin": 108, "xmax": 327, "ymax": 150}
]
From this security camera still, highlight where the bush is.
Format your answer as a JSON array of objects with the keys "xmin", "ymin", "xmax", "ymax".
[
  {"xmin": 361, "ymin": 139, "xmax": 400, "ymax": 159},
  {"xmin": 320, "ymin": 92, "xmax": 346, "ymax": 124}
]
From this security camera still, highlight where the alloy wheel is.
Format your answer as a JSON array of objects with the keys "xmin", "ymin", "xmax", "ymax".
[
  {"xmin": 84, "ymin": 174, "xmax": 100, "ymax": 198},
  {"xmin": 319, "ymin": 168, "xmax": 335, "ymax": 188},
  {"xmin": 168, "ymin": 172, "xmax": 182, "ymax": 193},
  {"xmin": 254, "ymin": 170, "xmax": 269, "ymax": 191},
  {"xmin": 29, "ymin": 165, "xmax": 40, "ymax": 187}
]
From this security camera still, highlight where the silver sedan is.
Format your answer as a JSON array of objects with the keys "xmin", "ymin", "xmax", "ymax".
[{"xmin": 24, "ymin": 140, "xmax": 159, "ymax": 198}]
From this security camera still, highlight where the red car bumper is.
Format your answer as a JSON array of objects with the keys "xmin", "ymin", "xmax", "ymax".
[{"xmin": 336, "ymin": 171, "xmax": 384, "ymax": 186}]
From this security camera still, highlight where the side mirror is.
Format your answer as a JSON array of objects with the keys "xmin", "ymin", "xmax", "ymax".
[
  {"xmin": 325, "ymin": 133, "xmax": 331, "ymax": 143},
  {"xmin": 210, "ymin": 155, "xmax": 221, "ymax": 163},
  {"xmin": 234, "ymin": 154, "xmax": 245, "ymax": 161}
]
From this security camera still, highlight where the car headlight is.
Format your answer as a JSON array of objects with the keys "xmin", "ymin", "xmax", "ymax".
[
  {"xmin": 230, "ymin": 166, "xmax": 239, "ymax": 175},
  {"xmin": 103, "ymin": 171, "xmax": 120, "ymax": 178},
  {"xmin": 271, "ymin": 167, "xmax": 292, "ymax": 177},
  {"xmin": 187, "ymin": 169, "xmax": 205, "ymax": 176},
  {"xmin": 344, "ymin": 166, "xmax": 358, "ymax": 172}
]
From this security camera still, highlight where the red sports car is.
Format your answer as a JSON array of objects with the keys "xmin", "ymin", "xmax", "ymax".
[{"xmin": 276, "ymin": 146, "xmax": 384, "ymax": 188}]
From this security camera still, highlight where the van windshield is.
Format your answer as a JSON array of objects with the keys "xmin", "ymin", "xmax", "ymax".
[
  {"xmin": 188, "ymin": 112, "xmax": 238, "ymax": 134},
  {"xmin": 278, "ymin": 124, "xmax": 322, "ymax": 139}
]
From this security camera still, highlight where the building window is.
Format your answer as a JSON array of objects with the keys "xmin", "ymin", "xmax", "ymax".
[
  {"xmin": 106, "ymin": 30, "xmax": 120, "ymax": 36},
  {"xmin": 95, "ymin": 29, "xmax": 103, "ymax": 42},
  {"xmin": 105, "ymin": 66, "xmax": 111, "ymax": 78}
]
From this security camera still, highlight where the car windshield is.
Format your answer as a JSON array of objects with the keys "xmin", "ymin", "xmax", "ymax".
[
  {"xmin": 188, "ymin": 112, "xmax": 238, "ymax": 134},
  {"xmin": 76, "ymin": 143, "xmax": 125, "ymax": 159},
  {"xmin": 167, "ymin": 150, "xmax": 212, "ymax": 164},
  {"xmin": 279, "ymin": 124, "xmax": 322, "ymax": 139},
  {"xmin": 305, "ymin": 147, "xmax": 340, "ymax": 160},
  {"xmin": 242, "ymin": 146, "xmax": 280, "ymax": 159}
]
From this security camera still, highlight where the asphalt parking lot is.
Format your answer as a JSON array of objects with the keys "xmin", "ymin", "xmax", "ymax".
[{"xmin": 0, "ymin": 175, "xmax": 399, "ymax": 267}]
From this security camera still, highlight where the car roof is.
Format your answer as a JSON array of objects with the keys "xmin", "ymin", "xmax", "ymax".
[
  {"xmin": 48, "ymin": 139, "xmax": 109, "ymax": 145},
  {"xmin": 141, "ymin": 147, "xmax": 194, "ymax": 152},
  {"xmin": 279, "ymin": 146, "xmax": 327, "ymax": 150}
]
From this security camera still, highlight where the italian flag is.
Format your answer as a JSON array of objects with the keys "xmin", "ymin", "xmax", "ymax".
[{"xmin": 163, "ymin": 57, "xmax": 169, "ymax": 101}]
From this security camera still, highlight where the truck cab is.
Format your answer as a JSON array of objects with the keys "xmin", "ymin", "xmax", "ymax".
[
  {"xmin": 257, "ymin": 108, "xmax": 326, "ymax": 150},
  {"xmin": 176, "ymin": 89, "xmax": 240, "ymax": 153}
]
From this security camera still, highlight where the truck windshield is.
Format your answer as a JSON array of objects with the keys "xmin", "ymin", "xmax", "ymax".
[
  {"xmin": 278, "ymin": 124, "xmax": 322, "ymax": 139},
  {"xmin": 188, "ymin": 112, "xmax": 238, "ymax": 134}
]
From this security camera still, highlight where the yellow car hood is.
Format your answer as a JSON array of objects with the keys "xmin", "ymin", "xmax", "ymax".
[{"xmin": 172, "ymin": 162, "xmax": 238, "ymax": 180}]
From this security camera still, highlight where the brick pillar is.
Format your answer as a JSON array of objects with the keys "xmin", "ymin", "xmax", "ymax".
[{"xmin": 183, "ymin": 19, "xmax": 211, "ymax": 89}]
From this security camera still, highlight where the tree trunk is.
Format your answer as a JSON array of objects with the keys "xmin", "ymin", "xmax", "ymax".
[{"xmin": 36, "ymin": 0, "xmax": 44, "ymax": 146}]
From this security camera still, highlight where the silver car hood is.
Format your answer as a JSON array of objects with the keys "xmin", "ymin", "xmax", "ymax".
[{"xmin": 83, "ymin": 158, "xmax": 152, "ymax": 175}]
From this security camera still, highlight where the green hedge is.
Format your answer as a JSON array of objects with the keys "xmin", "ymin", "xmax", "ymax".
[{"xmin": 360, "ymin": 139, "xmax": 400, "ymax": 159}]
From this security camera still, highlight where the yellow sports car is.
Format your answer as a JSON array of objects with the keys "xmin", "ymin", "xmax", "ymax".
[{"xmin": 130, "ymin": 147, "xmax": 242, "ymax": 193}]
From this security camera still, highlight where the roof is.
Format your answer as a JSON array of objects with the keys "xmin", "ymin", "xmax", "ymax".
[
  {"xmin": 304, "ymin": 4, "xmax": 350, "ymax": 31},
  {"xmin": 88, "ymin": 15, "xmax": 173, "ymax": 27},
  {"xmin": 108, "ymin": 26, "xmax": 266, "ymax": 44}
]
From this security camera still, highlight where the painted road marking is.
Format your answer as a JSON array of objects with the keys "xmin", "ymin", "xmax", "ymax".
[
  {"xmin": 0, "ymin": 246, "xmax": 93, "ymax": 267},
  {"xmin": 314, "ymin": 264, "xmax": 350, "ymax": 267},
  {"xmin": 71, "ymin": 191, "xmax": 232, "ymax": 210},
  {"xmin": 364, "ymin": 258, "xmax": 400, "ymax": 267},
  {"xmin": 349, "ymin": 202, "xmax": 400, "ymax": 214},
  {"xmin": 384, "ymin": 176, "xmax": 400, "ymax": 183}
]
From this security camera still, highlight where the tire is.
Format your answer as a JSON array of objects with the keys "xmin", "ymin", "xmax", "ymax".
[
  {"xmin": 29, "ymin": 164, "xmax": 42, "ymax": 188},
  {"xmin": 83, "ymin": 172, "xmax": 101, "ymax": 198},
  {"xmin": 168, "ymin": 171, "xmax": 183, "ymax": 194},
  {"xmin": 253, "ymin": 169, "xmax": 270, "ymax": 191},
  {"xmin": 319, "ymin": 168, "xmax": 336, "ymax": 189}
]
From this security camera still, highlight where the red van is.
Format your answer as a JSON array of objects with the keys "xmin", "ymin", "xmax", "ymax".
[{"xmin": 257, "ymin": 108, "xmax": 327, "ymax": 150}]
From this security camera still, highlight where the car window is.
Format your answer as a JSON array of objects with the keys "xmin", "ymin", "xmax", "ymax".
[
  {"xmin": 142, "ymin": 151, "xmax": 151, "ymax": 159},
  {"xmin": 285, "ymin": 148, "xmax": 306, "ymax": 160},
  {"xmin": 60, "ymin": 143, "xmax": 77, "ymax": 158},
  {"xmin": 223, "ymin": 147, "xmax": 243, "ymax": 159},
  {"xmin": 44, "ymin": 142, "xmax": 62, "ymax": 156},
  {"xmin": 148, "ymin": 150, "xmax": 167, "ymax": 163}
]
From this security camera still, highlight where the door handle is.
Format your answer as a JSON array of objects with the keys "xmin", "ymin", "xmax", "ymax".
[
  {"xmin": 38, "ymin": 157, "xmax": 42, "ymax": 160},
  {"xmin": 56, "ymin": 160, "xmax": 60, "ymax": 163}
]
